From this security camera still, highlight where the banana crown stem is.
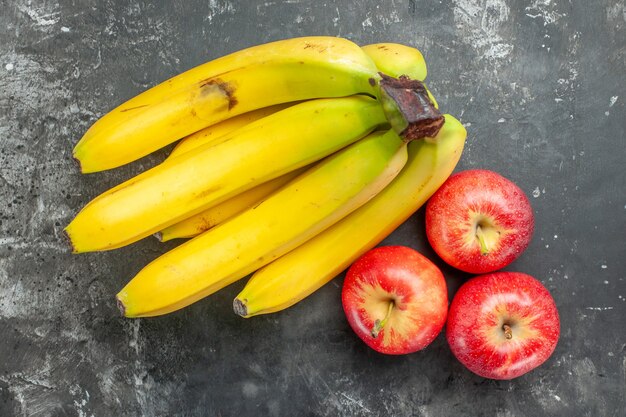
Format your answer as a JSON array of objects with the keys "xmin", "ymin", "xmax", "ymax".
[{"xmin": 378, "ymin": 73, "xmax": 445, "ymax": 141}]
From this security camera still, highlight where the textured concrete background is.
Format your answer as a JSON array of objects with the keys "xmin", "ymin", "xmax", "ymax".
[{"xmin": 1, "ymin": 0, "xmax": 625, "ymax": 416}]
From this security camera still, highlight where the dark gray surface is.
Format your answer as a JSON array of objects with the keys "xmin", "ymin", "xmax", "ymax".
[{"xmin": 1, "ymin": 0, "xmax": 625, "ymax": 416}]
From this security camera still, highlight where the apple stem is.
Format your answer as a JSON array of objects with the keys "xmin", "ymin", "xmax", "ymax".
[
  {"xmin": 475, "ymin": 225, "xmax": 490, "ymax": 256},
  {"xmin": 503, "ymin": 323, "xmax": 513, "ymax": 340},
  {"xmin": 371, "ymin": 301, "xmax": 395, "ymax": 338}
]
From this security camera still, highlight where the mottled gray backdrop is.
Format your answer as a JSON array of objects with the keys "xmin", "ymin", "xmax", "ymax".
[{"xmin": 1, "ymin": 0, "xmax": 624, "ymax": 416}]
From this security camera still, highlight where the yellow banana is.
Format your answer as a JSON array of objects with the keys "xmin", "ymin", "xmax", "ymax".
[
  {"xmin": 155, "ymin": 104, "xmax": 297, "ymax": 242},
  {"xmin": 156, "ymin": 43, "xmax": 432, "ymax": 242},
  {"xmin": 156, "ymin": 167, "xmax": 305, "ymax": 242},
  {"xmin": 361, "ymin": 43, "xmax": 427, "ymax": 81},
  {"xmin": 167, "ymin": 43, "xmax": 429, "ymax": 159},
  {"xmin": 73, "ymin": 36, "xmax": 381, "ymax": 172},
  {"xmin": 116, "ymin": 129, "xmax": 409, "ymax": 317},
  {"xmin": 233, "ymin": 114, "xmax": 466, "ymax": 317},
  {"xmin": 65, "ymin": 96, "xmax": 388, "ymax": 253},
  {"xmin": 153, "ymin": 105, "xmax": 293, "ymax": 242},
  {"xmin": 167, "ymin": 103, "xmax": 292, "ymax": 159}
]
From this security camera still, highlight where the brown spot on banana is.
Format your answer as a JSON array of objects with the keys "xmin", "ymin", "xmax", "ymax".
[
  {"xmin": 199, "ymin": 78, "xmax": 238, "ymax": 110},
  {"xmin": 119, "ymin": 104, "xmax": 150, "ymax": 113},
  {"xmin": 302, "ymin": 41, "xmax": 328, "ymax": 53},
  {"xmin": 197, "ymin": 217, "xmax": 217, "ymax": 234}
]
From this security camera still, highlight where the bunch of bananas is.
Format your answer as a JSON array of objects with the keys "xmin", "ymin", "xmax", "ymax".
[{"xmin": 66, "ymin": 37, "xmax": 467, "ymax": 318}]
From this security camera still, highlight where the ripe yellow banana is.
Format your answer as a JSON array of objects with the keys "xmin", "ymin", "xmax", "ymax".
[
  {"xmin": 153, "ymin": 105, "xmax": 294, "ymax": 242},
  {"xmin": 116, "ymin": 129, "xmax": 409, "ymax": 317},
  {"xmin": 155, "ymin": 104, "xmax": 297, "ymax": 242},
  {"xmin": 167, "ymin": 103, "xmax": 292, "ymax": 159},
  {"xmin": 65, "ymin": 96, "xmax": 388, "ymax": 253},
  {"xmin": 168, "ymin": 43, "xmax": 429, "ymax": 159},
  {"xmin": 73, "ymin": 36, "xmax": 381, "ymax": 172},
  {"xmin": 361, "ymin": 43, "xmax": 427, "ymax": 81},
  {"xmin": 233, "ymin": 114, "xmax": 466, "ymax": 317},
  {"xmin": 156, "ymin": 166, "xmax": 305, "ymax": 242},
  {"xmin": 156, "ymin": 43, "xmax": 432, "ymax": 242}
]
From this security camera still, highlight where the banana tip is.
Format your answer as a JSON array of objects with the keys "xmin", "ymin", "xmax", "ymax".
[
  {"xmin": 61, "ymin": 228, "xmax": 78, "ymax": 254},
  {"xmin": 153, "ymin": 231, "xmax": 164, "ymax": 242},
  {"xmin": 116, "ymin": 295, "xmax": 127, "ymax": 317},
  {"xmin": 233, "ymin": 298, "xmax": 248, "ymax": 317},
  {"xmin": 72, "ymin": 153, "xmax": 84, "ymax": 173}
]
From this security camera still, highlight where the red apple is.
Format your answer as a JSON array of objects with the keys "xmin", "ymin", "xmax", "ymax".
[
  {"xmin": 446, "ymin": 271, "xmax": 560, "ymax": 380},
  {"xmin": 425, "ymin": 169, "xmax": 534, "ymax": 274},
  {"xmin": 341, "ymin": 246, "xmax": 448, "ymax": 355}
]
